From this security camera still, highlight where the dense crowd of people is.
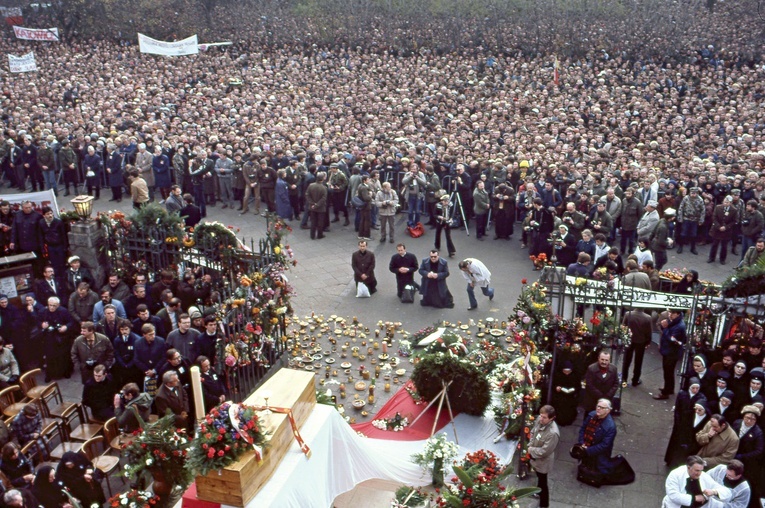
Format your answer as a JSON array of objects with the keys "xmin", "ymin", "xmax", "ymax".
[{"xmin": 0, "ymin": 0, "xmax": 764, "ymax": 506}]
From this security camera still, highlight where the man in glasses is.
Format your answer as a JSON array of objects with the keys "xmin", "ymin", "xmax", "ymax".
[
  {"xmin": 574, "ymin": 398, "xmax": 617, "ymax": 477},
  {"xmin": 418, "ymin": 250, "xmax": 454, "ymax": 309}
]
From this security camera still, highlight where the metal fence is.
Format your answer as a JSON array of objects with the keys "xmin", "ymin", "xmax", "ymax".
[{"xmin": 101, "ymin": 219, "xmax": 288, "ymax": 402}]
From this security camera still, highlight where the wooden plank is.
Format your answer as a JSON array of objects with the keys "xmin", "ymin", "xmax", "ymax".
[{"xmin": 195, "ymin": 369, "xmax": 317, "ymax": 507}]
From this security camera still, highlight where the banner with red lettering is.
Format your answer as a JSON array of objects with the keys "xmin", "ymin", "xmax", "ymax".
[{"xmin": 13, "ymin": 26, "xmax": 59, "ymax": 41}]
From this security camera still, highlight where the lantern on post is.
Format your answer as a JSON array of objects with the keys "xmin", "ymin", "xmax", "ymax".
[{"xmin": 70, "ymin": 195, "xmax": 94, "ymax": 221}]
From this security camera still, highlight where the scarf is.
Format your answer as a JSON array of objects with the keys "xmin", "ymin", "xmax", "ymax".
[{"xmin": 582, "ymin": 415, "xmax": 603, "ymax": 446}]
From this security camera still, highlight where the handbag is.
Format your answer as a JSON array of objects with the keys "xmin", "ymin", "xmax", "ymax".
[
  {"xmin": 86, "ymin": 170, "xmax": 96, "ymax": 178},
  {"xmin": 401, "ymin": 285, "xmax": 415, "ymax": 303},
  {"xmin": 407, "ymin": 222, "xmax": 425, "ymax": 238},
  {"xmin": 356, "ymin": 282, "xmax": 371, "ymax": 298}
]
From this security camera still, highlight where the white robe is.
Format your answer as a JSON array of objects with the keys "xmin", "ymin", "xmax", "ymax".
[
  {"xmin": 706, "ymin": 465, "xmax": 750, "ymax": 508},
  {"xmin": 662, "ymin": 464, "xmax": 730, "ymax": 508}
]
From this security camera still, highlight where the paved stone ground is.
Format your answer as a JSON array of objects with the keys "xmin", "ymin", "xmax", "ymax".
[{"xmin": 10, "ymin": 189, "xmax": 741, "ymax": 507}]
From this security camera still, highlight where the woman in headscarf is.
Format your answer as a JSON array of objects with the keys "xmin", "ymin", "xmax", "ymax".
[
  {"xmin": 674, "ymin": 269, "xmax": 699, "ymax": 295},
  {"xmin": 664, "ymin": 378, "xmax": 708, "ymax": 467},
  {"xmin": 55, "ymin": 451, "xmax": 105, "ymax": 508},
  {"xmin": 550, "ymin": 360, "xmax": 580, "ymax": 426},
  {"xmin": 32, "ymin": 465, "xmax": 68, "ymax": 508}
]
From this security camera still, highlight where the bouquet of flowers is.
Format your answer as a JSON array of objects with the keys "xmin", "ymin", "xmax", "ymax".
[
  {"xmin": 391, "ymin": 486, "xmax": 429, "ymax": 508},
  {"xmin": 529, "ymin": 253, "xmax": 550, "ymax": 270},
  {"xmin": 460, "ymin": 449, "xmax": 503, "ymax": 481},
  {"xmin": 439, "ymin": 461, "xmax": 539, "ymax": 508},
  {"xmin": 411, "ymin": 433, "xmax": 460, "ymax": 486},
  {"xmin": 372, "ymin": 412, "xmax": 409, "ymax": 432},
  {"xmin": 120, "ymin": 415, "xmax": 192, "ymax": 490},
  {"xmin": 398, "ymin": 339, "xmax": 413, "ymax": 357},
  {"xmin": 107, "ymin": 490, "xmax": 159, "ymax": 508},
  {"xmin": 186, "ymin": 402, "xmax": 269, "ymax": 477}
]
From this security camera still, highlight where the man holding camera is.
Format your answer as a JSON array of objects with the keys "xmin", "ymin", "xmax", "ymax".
[
  {"xmin": 113, "ymin": 382, "xmax": 153, "ymax": 432},
  {"xmin": 38, "ymin": 296, "xmax": 76, "ymax": 382},
  {"xmin": 71, "ymin": 321, "xmax": 115, "ymax": 384}
]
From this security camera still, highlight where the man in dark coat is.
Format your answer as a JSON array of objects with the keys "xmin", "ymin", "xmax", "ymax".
[
  {"xmin": 154, "ymin": 370, "xmax": 189, "ymax": 430},
  {"xmin": 351, "ymin": 240, "xmax": 376, "ymax": 295},
  {"xmin": 621, "ymin": 307, "xmax": 653, "ymax": 387},
  {"xmin": 10, "ymin": 201, "xmax": 43, "ymax": 261},
  {"xmin": 418, "ymin": 250, "xmax": 454, "ymax": 308},
  {"xmin": 112, "ymin": 321, "xmax": 143, "ymax": 388},
  {"xmin": 708, "ymin": 195, "xmax": 739, "ymax": 265},
  {"xmin": 105, "ymin": 144, "xmax": 124, "ymax": 202},
  {"xmin": 389, "ymin": 243, "xmax": 419, "ymax": 298},
  {"xmin": 305, "ymin": 171, "xmax": 328, "ymax": 240},
  {"xmin": 655, "ymin": 309, "xmax": 687, "ymax": 400},
  {"xmin": 583, "ymin": 350, "xmax": 619, "ymax": 414}
]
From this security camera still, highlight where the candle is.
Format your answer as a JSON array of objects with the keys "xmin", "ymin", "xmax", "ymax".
[
  {"xmin": 382, "ymin": 342, "xmax": 388, "ymax": 354},
  {"xmin": 190, "ymin": 366, "xmax": 206, "ymax": 426}
]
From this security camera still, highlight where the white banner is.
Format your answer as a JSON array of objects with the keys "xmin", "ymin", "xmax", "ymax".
[
  {"xmin": 198, "ymin": 41, "xmax": 232, "ymax": 51},
  {"xmin": 8, "ymin": 52, "xmax": 36, "ymax": 73},
  {"xmin": 13, "ymin": 26, "xmax": 59, "ymax": 41},
  {"xmin": 138, "ymin": 33, "xmax": 198, "ymax": 56},
  {"xmin": 3, "ymin": 190, "xmax": 59, "ymax": 217},
  {"xmin": 0, "ymin": 6, "xmax": 22, "ymax": 17}
]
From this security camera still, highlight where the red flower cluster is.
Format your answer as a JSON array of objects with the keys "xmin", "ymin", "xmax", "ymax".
[{"xmin": 461, "ymin": 449, "xmax": 503, "ymax": 481}]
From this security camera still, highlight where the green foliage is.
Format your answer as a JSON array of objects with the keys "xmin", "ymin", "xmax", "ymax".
[
  {"xmin": 393, "ymin": 486, "xmax": 427, "ymax": 507},
  {"xmin": 411, "ymin": 352, "xmax": 490, "ymax": 416},
  {"xmin": 723, "ymin": 253, "xmax": 765, "ymax": 297},
  {"xmin": 131, "ymin": 202, "xmax": 185, "ymax": 234}
]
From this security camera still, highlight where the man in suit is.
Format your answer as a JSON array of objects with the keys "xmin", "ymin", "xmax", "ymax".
[
  {"xmin": 708, "ymin": 195, "xmax": 739, "ymax": 265},
  {"xmin": 582, "ymin": 351, "xmax": 619, "ymax": 415},
  {"xmin": 576, "ymin": 398, "xmax": 617, "ymax": 475},
  {"xmin": 35, "ymin": 265, "xmax": 66, "ymax": 303},
  {"xmin": 154, "ymin": 370, "xmax": 189, "ymax": 430}
]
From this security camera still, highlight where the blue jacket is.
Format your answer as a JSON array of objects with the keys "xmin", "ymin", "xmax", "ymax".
[
  {"xmin": 133, "ymin": 336, "xmax": 168, "ymax": 373},
  {"xmin": 578, "ymin": 412, "xmax": 617, "ymax": 474},
  {"xmin": 659, "ymin": 315, "xmax": 686, "ymax": 359},
  {"xmin": 153, "ymin": 154, "xmax": 172, "ymax": 188},
  {"xmin": 113, "ymin": 331, "xmax": 141, "ymax": 369},
  {"xmin": 566, "ymin": 262, "xmax": 590, "ymax": 277}
]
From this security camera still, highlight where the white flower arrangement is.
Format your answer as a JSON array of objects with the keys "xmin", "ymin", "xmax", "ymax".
[
  {"xmin": 372, "ymin": 413, "xmax": 409, "ymax": 431},
  {"xmin": 411, "ymin": 432, "xmax": 460, "ymax": 472}
]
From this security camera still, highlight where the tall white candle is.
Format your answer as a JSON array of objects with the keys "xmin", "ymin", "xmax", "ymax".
[{"xmin": 190, "ymin": 366, "xmax": 206, "ymax": 425}]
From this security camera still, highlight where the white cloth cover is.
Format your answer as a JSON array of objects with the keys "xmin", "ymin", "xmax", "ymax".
[{"xmin": 237, "ymin": 404, "xmax": 516, "ymax": 508}]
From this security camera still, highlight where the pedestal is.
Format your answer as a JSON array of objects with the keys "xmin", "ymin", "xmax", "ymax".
[{"xmin": 67, "ymin": 220, "xmax": 106, "ymax": 287}]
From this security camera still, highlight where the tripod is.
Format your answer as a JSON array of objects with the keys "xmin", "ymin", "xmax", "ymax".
[{"xmin": 450, "ymin": 191, "xmax": 469, "ymax": 236}]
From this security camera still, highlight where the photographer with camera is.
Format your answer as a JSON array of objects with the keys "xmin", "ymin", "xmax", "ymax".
[
  {"xmin": 375, "ymin": 181, "xmax": 399, "ymax": 244},
  {"xmin": 71, "ymin": 321, "xmax": 115, "ymax": 384},
  {"xmin": 113, "ymin": 382, "xmax": 152, "ymax": 433}
]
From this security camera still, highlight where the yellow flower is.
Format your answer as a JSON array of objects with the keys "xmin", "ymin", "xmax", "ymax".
[{"xmin": 274, "ymin": 246, "xmax": 281, "ymax": 255}]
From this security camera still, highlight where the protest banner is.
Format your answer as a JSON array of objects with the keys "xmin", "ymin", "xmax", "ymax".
[
  {"xmin": 13, "ymin": 26, "xmax": 59, "ymax": 41},
  {"xmin": 8, "ymin": 51, "xmax": 36, "ymax": 73},
  {"xmin": 138, "ymin": 33, "xmax": 198, "ymax": 56},
  {"xmin": 198, "ymin": 41, "xmax": 232, "ymax": 51},
  {"xmin": 2, "ymin": 190, "xmax": 59, "ymax": 217}
]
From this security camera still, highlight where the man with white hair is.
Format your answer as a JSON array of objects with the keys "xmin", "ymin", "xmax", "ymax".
[
  {"xmin": 662, "ymin": 455, "xmax": 730, "ymax": 508},
  {"xmin": 637, "ymin": 200, "xmax": 660, "ymax": 239},
  {"xmin": 135, "ymin": 142, "xmax": 155, "ymax": 201}
]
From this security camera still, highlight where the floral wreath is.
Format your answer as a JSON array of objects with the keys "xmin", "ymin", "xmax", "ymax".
[{"xmin": 371, "ymin": 412, "xmax": 409, "ymax": 432}]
